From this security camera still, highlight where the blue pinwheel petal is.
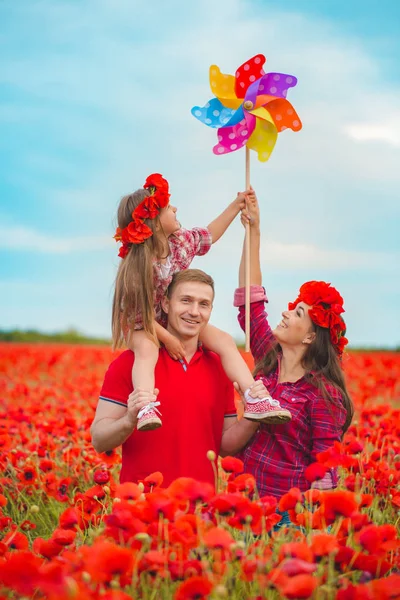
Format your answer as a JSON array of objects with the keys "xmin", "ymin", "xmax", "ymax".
[
  {"xmin": 221, "ymin": 105, "xmax": 244, "ymax": 128},
  {"xmin": 191, "ymin": 98, "xmax": 238, "ymax": 129}
]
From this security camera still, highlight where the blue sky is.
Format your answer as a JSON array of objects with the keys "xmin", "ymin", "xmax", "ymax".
[{"xmin": 1, "ymin": 0, "xmax": 399, "ymax": 347}]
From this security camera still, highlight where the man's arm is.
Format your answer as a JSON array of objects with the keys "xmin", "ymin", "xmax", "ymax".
[
  {"xmin": 219, "ymin": 416, "xmax": 259, "ymax": 457},
  {"xmin": 91, "ymin": 389, "xmax": 157, "ymax": 453}
]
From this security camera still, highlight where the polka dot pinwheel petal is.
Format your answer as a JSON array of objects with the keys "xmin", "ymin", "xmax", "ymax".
[
  {"xmin": 246, "ymin": 118, "xmax": 278, "ymax": 162},
  {"xmin": 191, "ymin": 98, "xmax": 239, "ymax": 129},
  {"xmin": 191, "ymin": 53, "xmax": 301, "ymax": 163},
  {"xmin": 213, "ymin": 114, "xmax": 255, "ymax": 156}
]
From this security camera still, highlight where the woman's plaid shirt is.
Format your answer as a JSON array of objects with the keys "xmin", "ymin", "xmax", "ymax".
[{"xmin": 234, "ymin": 286, "xmax": 347, "ymax": 499}]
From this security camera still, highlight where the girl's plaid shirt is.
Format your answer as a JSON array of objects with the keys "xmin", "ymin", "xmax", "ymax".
[{"xmin": 234, "ymin": 286, "xmax": 347, "ymax": 499}]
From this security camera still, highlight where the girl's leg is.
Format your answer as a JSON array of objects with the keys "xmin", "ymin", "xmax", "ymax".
[
  {"xmin": 129, "ymin": 330, "xmax": 161, "ymax": 431},
  {"xmin": 200, "ymin": 324, "xmax": 291, "ymax": 424}
]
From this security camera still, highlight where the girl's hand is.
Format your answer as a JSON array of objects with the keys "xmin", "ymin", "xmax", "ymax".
[
  {"xmin": 233, "ymin": 192, "xmax": 247, "ymax": 214},
  {"xmin": 164, "ymin": 333, "xmax": 185, "ymax": 361},
  {"xmin": 240, "ymin": 187, "xmax": 260, "ymax": 228},
  {"xmin": 246, "ymin": 379, "xmax": 271, "ymax": 399}
]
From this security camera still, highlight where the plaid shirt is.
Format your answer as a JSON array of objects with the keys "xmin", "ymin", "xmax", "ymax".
[
  {"xmin": 234, "ymin": 286, "xmax": 347, "ymax": 499},
  {"xmin": 133, "ymin": 227, "xmax": 212, "ymax": 327}
]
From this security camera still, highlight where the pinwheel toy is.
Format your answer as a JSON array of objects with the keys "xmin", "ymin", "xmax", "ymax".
[{"xmin": 191, "ymin": 54, "xmax": 302, "ymax": 350}]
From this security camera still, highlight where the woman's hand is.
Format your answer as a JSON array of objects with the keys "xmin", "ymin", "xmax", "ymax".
[
  {"xmin": 240, "ymin": 187, "xmax": 260, "ymax": 229},
  {"xmin": 164, "ymin": 332, "xmax": 185, "ymax": 361}
]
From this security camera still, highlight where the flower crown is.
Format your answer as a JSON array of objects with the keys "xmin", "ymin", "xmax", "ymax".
[
  {"xmin": 288, "ymin": 281, "xmax": 349, "ymax": 357},
  {"xmin": 114, "ymin": 173, "xmax": 170, "ymax": 258}
]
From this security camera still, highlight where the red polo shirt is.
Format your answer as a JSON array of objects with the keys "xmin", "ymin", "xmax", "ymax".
[{"xmin": 99, "ymin": 347, "xmax": 236, "ymax": 487}]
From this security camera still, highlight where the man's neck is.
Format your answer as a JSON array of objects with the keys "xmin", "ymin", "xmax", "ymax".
[{"xmin": 167, "ymin": 328, "xmax": 200, "ymax": 363}]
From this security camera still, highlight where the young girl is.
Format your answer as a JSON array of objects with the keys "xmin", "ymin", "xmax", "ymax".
[{"xmin": 112, "ymin": 173, "xmax": 292, "ymax": 431}]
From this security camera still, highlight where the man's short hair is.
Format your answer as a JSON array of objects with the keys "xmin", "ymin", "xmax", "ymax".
[{"xmin": 166, "ymin": 269, "xmax": 215, "ymax": 299}]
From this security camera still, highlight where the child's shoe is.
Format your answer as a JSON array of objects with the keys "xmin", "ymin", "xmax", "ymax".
[
  {"xmin": 137, "ymin": 401, "xmax": 162, "ymax": 431},
  {"xmin": 243, "ymin": 390, "xmax": 291, "ymax": 424}
]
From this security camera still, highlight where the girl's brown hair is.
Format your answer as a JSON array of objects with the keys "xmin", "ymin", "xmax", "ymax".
[
  {"xmin": 254, "ymin": 324, "xmax": 354, "ymax": 434},
  {"xmin": 111, "ymin": 189, "xmax": 167, "ymax": 350}
]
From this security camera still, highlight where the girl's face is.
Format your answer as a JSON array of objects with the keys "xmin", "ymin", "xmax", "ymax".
[
  {"xmin": 273, "ymin": 301, "xmax": 316, "ymax": 348},
  {"xmin": 158, "ymin": 203, "xmax": 180, "ymax": 237}
]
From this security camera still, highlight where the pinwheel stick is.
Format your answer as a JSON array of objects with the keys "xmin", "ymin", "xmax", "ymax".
[{"xmin": 245, "ymin": 147, "xmax": 251, "ymax": 353}]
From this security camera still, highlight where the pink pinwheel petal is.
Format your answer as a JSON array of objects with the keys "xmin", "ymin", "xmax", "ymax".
[
  {"xmin": 213, "ymin": 115, "xmax": 255, "ymax": 155},
  {"xmin": 235, "ymin": 54, "xmax": 266, "ymax": 99}
]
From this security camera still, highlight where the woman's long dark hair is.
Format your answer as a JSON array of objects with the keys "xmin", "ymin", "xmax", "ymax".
[{"xmin": 254, "ymin": 325, "xmax": 354, "ymax": 434}]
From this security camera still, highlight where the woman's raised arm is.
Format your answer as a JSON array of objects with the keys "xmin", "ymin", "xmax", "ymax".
[
  {"xmin": 239, "ymin": 188, "xmax": 262, "ymax": 287},
  {"xmin": 236, "ymin": 189, "xmax": 276, "ymax": 363}
]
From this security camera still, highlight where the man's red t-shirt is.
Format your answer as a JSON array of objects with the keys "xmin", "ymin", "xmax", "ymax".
[{"xmin": 99, "ymin": 347, "xmax": 236, "ymax": 487}]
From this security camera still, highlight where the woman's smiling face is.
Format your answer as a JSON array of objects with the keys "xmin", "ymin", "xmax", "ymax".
[{"xmin": 273, "ymin": 301, "xmax": 316, "ymax": 347}]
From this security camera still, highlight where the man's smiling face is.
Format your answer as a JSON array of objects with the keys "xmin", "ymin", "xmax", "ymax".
[{"xmin": 162, "ymin": 281, "xmax": 214, "ymax": 340}]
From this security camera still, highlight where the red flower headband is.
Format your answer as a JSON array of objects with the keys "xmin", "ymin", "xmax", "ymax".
[
  {"xmin": 288, "ymin": 281, "xmax": 349, "ymax": 356},
  {"xmin": 114, "ymin": 173, "xmax": 170, "ymax": 258}
]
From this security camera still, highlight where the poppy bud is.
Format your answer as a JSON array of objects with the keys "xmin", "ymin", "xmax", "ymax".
[{"xmin": 207, "ymin": 450, "xmax": 217, "ymax": 461}]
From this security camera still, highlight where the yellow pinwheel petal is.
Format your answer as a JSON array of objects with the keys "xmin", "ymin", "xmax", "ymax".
[
  {"xmin": 248, "ymin": 106, "xmax": 275, "ymax": 125},
  {"xmin": 209, "ymin": 65, "xmax": 242, "ymax": 110},
  {"xmin": 246, "ymin": 117, "xmax": 278, "ymax": 162}
]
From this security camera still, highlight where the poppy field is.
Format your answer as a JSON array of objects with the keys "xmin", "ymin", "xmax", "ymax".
[{"xmin": 0, "ymin": 343, "xmax": 399, "ymax": 600}]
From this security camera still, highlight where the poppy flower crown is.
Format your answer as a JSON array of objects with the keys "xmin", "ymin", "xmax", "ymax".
[
  {"xmin": 114, "ymin": 173, "xmax": 170, "ymax": 258},
  {"xmin": 288, "ymin": 281, "xmax": 349, "ymax": 357}
]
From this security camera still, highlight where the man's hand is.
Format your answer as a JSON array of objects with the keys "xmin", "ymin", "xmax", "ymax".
[
  {"xmin": 125, "ymin": 388, "xmax": 159, "ymax": 429},
  {"xmin": 163, "ymin": 333, "xmax": 185, "ymax": 361}
]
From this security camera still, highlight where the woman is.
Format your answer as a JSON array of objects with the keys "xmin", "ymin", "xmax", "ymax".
[{"xmin": 236, "ymin": 189, "xmax": 353, "ymax": 503}]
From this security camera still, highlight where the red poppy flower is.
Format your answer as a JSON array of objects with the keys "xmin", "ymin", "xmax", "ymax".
[
  {"xmin": 279, "ymin": 542, "xmax": 314, "ymax": 564},
  {"xmin": 51, "ymin": 528, "xmax": 76, "ymax": 546},
  {"xmin": 143, "ymin": 173, "xmax": 168, "ymax": 192},
  {"xmin": 0, "ymin": 550, "xmax": 43, "ymax": 595},
  {"xmin": 278, "ymin": 573, "xmax": 319, "ymax": 599},
  {"xmin": 114, "ymin": 481, "xmax": 142, "ymax": 501},
  {"xmin": 84, "ymin": 540, "xmax": 134, "ymax": 585},
  {"xmin": 320, "ymin": 490, "xmax": 359, "ymax": 524},
  {"xmin": 59, "ymin": 507, "xmax": 80, "ymax": 530},
  {"xmin": 359, "ymin": 524, "xmax": 398, "ymax": 555},
  {"xmin": 174, "ymin": 575, "xmax": 213, "ymax": 600},
  {"xmin": 134, "ymin": 196, "xmax": 161, "ymax": 220},
  {"xmin": 278, "ymin": 487, "xmax": 303, "ymax": 512},
  {"xmin": 220, "ymin": 456, "xmax": 244, "ymax": 474},
  {"xmin": 139, "ymin": 471, "xmax": 164, "ymax": 492},
  {"xmin": 227, "ymin": 473, "xmax": 256, "ymax": 494},
  {"xmin": 2, "ymin": 530, "xmax": 29, "ymax": 551},
  {"xmin": 33, "ymin": 537, "xmax": 63, "ymax": 559},
  {"xmin": 168, "ymin": 477, "xmax": 214, "ymax": 504},
  {"xmin": 304, "ymin": 463, "xmax": 328, "ymax": 483},
  {"xmin": 94, "ymin": 468, "xmax": 110, "ymax": 485},
  {"xmin": 18, "ymin": 466, "xmax": 37, "ymax": 485},
  {"xmin": 203, "ymin": 526, "xmax": 234, "ymax": 550},
  {"xmin": 310, "ymin": 533, "xmax": 339, "ymax": 558},
  {"xmin": 126, "ymin": 218, "xmax": 153, "ymax": 244}
]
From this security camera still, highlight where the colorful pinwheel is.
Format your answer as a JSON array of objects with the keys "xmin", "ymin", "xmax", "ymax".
[{"xmin": 191, "ymin": 54, "xmax": 302, "ymax": 162}]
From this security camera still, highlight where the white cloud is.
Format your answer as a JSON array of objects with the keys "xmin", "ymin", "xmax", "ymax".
[
  {"xmin": 0, "ymin": 226, "xmax": 112, "ymax": 253},
  {"xmin": 344, "ymin": 122, "xmax": 400, "ymax": 147}
]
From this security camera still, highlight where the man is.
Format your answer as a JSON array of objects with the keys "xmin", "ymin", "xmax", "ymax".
[{"xmin": 91, "ymin": 269, "xmax": 261, "ymax": 487}]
